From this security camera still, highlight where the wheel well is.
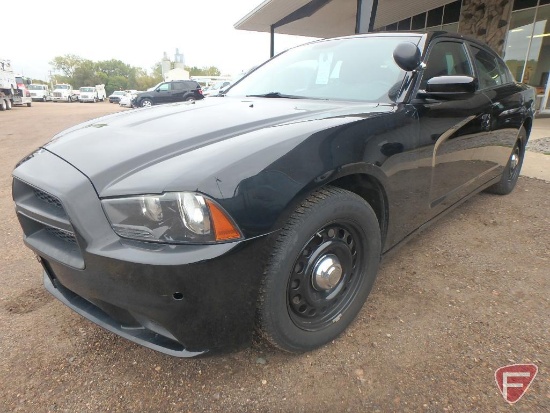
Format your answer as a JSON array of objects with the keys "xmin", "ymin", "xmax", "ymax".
[{"xmin": 329, "ymin": 174, "xmax": 388, "ymax": 246}]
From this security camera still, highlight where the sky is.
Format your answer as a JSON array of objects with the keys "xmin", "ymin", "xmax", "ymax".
[{"xmin": 5, "ymin": 0, "xmax": 318, "ymax": 81}]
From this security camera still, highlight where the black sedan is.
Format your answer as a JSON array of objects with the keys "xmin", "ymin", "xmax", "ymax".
[{"xmin": 12, "ymin": 32, "xmax": 535, "ymax": 357}]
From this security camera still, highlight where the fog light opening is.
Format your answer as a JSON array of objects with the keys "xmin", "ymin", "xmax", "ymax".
[{"xmin": 173, "ymin": 292, "xmax": 184, "ymax": 300}]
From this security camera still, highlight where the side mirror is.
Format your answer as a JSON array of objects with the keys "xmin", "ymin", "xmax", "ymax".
[
  {"xmin": 423, "ymin": 76, "xmax": 477, "ymax": 99},
  {"xmin": 393, "ymin": 42, "xmax": 422, "ymax": 72}
]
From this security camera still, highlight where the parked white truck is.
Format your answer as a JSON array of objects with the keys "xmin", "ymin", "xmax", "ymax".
[
  {"xmin": 52, "ymin": 84, "xmax": 78, "ymax": 102},
  {"xmin": 0, "ymin": 58, "xmax": 17, "ymax": 110},
  {"xmin": 14, "ymin": 75, "xmax": 33, "ymax": 107},
  {"xmin": 28, "ymin": 84, "xmax": 52, "ymax": 101},
  {"xmin": 79, "ymin": 84, "xmax": 106, "ymax": 102}
]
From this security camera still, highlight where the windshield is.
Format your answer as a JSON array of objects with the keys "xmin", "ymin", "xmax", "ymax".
[
  {"xmin": 227, "ymin": 36, "xmax": 420, "ymax": 102},
  {"xmin": 80, "ymin": 87, "xmax": 94, "ymax": 92},
  {"xmin": 29, "ymin": 85, "xmax": 45, "ymax": 90},
  {"xmin": 113, "ymin": 91, "xmax": 125, "ymax": 96},
  {"xmin": 55, "ymin": 85, "xmax": 69, "ymax": 89}
]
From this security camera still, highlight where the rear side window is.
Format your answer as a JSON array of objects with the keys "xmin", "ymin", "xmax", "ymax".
[
  {"xmin": 421, "ymin": 41, "xmax": 472, "ymax": 89},
  {"xmin": 470, "ymin": 46, "xmax": 508, "ymax": 89},
  {"xmin": 172, "ymin": 82, "xmax": 185, "ymax": 90}
]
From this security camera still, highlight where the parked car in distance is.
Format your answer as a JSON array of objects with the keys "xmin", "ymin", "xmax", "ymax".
[
  {"xmin": 28, "ymin": 84, "xmax": 51, "ymax": 102},
  {"xmin": 108, "ymin": 90, "xmax": 126, "ymax": 103},
  {"xmin": 133, "ymin": 80, "xmax": 203, "ymax": 107},
  {"xmin": 79, "ymin": 85, "xmax": 106, "ymax": 103},
  {"xmin": 119, "ymin": 91, "xmax": 140, "ymax": 108},
  {"xmin": 12, "ymin": 32, "xmax": 535, "ymax": 357},
  {"xmin": 203, "ymin": 80, "xmax": 231, "ymax": 97}
]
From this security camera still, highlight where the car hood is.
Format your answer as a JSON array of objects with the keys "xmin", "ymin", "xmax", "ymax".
[{"xmin": 44, "ymin": 97, "xmax": 391, "ymax": 197}]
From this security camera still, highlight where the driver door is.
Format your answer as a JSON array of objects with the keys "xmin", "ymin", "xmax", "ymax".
[
  {"xmin": 154, "ymin": 82, "xmax": 172, "ymax": 104},
  {"xmin": 415, "ymin": 39, "xmax": 493, "ymax": 216}
]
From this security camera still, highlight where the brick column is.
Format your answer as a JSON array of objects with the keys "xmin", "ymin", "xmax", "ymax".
[{"xmin": 459, "ymin": 0, "xmax": 513, "ymax": 55}]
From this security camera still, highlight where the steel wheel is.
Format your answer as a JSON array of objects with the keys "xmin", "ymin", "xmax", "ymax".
[
  {"xmin": 486, "ymin": 127, "xmax": 526, "ymax": 196},
  {"xmin": 287, "ymin": 222, "xmax": 364, "ymax": 331},
  {"xmin": 507, "ymin": 145, "xmax": 521, "ymax": 182},
  {"xmin": 257, "ymin": 186, "xmax": 381, "ymax": 353}
]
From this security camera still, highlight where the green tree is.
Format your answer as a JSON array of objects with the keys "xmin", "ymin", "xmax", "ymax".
[
  {"xmin": 185, "ymin": 65, "xmax": 221, "ymax": 76},
  {"xmin": 50, "ymin": 54, "xmax": 84, "ymax": 78},
  {"xmin": 72, "ymin": 60, "xmax": 100, "ymax": 88}
]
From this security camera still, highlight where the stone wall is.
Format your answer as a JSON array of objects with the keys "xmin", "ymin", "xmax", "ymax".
[{"xmin": 458, "ymin": 0, "xmax": 513, "ymax": 55}]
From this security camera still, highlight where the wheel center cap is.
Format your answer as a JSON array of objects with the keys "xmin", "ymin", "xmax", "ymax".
[
  {"xmin": 510, "ymin": 153, "xmax": 519, "ymax": 170},
  {"xmin": 312, "ymin": 254, "xmax": 343, "ymax": 291}
]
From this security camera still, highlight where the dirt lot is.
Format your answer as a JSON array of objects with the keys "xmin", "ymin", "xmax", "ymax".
[{"xmin": 0, "ymin": 102, "xmax": 548, "ymax": 412}]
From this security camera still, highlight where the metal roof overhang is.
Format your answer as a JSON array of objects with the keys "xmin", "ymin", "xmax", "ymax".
[
  {"xmin": 235, "ymin": 0, "xmax": 455, "ymax": 39},
  {"xmin": 234, "ymin": 0, "xmax": 362, "ymax": 39}
]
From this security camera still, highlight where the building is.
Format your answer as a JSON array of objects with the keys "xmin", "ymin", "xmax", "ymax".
[
  {"xmin": 161, "ymin": 49, "xmax": 190, "ymax": 81},
  {"xmin": 235, "ymin": 0, "xmax": 550, "ymax": 113}
]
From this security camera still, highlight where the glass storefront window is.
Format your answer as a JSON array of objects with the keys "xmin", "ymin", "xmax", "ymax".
[
  {"xmin": 441, "ymin": 23, "xmax": 459, "ymax": 33},
  {"xmin": 524, "ymin": 5, "xmax": 550, "ymax": 98},
  {"xmin": 503, "ymin": 8, "xmax": 537, "ymax": 81}
]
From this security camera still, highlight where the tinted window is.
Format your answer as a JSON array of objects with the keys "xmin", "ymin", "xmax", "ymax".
[
  {"xmin": 443, "ymin": 1, "xmax": 461, "ymax": 24},
  {"xmin": 411, "ymin": 13, "xmax": 426, "ymax": 30},
  {"xmin": 397, "ymin": 18, "xmax": 411, "ymax": 30},
  {"xmin": 427, "ymin": 7, "xmax": 444, "ymax": 27},
  {"xmin": 497, "ymin": 58, "xmax": 514, "ymax": 84},
  {"xmin": 172, "ymin": 82, "xmax": 185, "ymax": 90},
  {"xmin": 470, "ymin": 46, "xmax": 506, "ymax": 89},
  {"xmin": 421, "ymin": 41, "xmax": 472, "ymax": 89},
  {"xmin": 158, "ymin": 83, "xmax": 171, "ymax": 91}
]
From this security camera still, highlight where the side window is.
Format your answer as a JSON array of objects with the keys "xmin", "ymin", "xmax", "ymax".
[
  {"xmin": 497, "ymin": 58, "xmax": 514, "ymax": 84},
  {"xmin": 172, "ymin": 82, "xmax": 184, "ymax": 91},
  {"xmin": 421, "ymin": 41, "xmax": 472, "ymax": 89},
  {"xmin": 470, "ymin": 46, "xmax": 506, "ymax": 89},
  {"xmin": 158, "ymin": 83, "xmax": 170, "ymax": 92}
]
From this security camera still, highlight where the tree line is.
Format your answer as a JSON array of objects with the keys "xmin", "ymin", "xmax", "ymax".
[{"xmin": 47, "ymin": 55, "xmax": 221, "ymax": 95}]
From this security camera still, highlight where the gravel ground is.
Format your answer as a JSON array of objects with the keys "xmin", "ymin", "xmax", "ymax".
[
  {"xmin": 527, "ymin": 136, "xmax": 550, "ymax": 154},
  {"xmin": 0, "ymin": 102, "xmax": 548, "ymax": 412}
]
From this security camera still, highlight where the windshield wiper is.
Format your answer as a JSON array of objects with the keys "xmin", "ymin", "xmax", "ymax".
[{"xmin": 246, "ymin": 92, "xmax": 306, "ymax": 99}]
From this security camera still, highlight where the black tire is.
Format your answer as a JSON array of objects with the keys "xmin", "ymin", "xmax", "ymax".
[
  {"xmin": 0, "ymin": 99, "xmax": 6, "ymax": 111},
  {"xmin": 184, "ymin": 96, "xmax": 195, "ymax": 102},
  {"xmin": 6, "ymin": 99, "xmax": 12, "ymax": 110},
  {"xmin": 26, "ymin": 102, "xmax": 31, "ymax": 107},
  {"xmin": 140, "ymin": 98, "xmax": 153, "ymax": 108},
  {"xmin": 42, "ymin": 96, "xmax": 46, "ymax": 102},
  {"xmin": 485, "ymin": 127, "xmax": 526, "ymax": 195},
  {"xmin": 257, "ymin": 186, "xmax": 381, "ymax": 353}
]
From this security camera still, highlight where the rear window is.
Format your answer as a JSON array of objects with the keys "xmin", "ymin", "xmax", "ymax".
[{"xmin": 470, "ymin": 46, "xmax": 509, "ymax": 89}]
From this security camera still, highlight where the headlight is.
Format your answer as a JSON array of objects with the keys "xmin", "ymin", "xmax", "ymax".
[{"xmin": 102, "ymin": 192, "xmax": 242, "ymax": 244}]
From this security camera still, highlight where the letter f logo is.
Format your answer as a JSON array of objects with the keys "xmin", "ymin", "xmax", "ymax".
[{"xmin": 495, "ymin": 364, "xmax": 538, "ymax": 404}]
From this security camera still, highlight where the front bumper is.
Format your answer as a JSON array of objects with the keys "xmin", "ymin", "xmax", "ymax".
[{"xmin": 12, "ymin": 150, "xmax": 270, "ymax": 356}]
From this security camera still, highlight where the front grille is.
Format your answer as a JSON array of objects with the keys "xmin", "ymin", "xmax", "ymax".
[
  {"xmin": 45, "ymin": 227, "xmax": 78, "ymax": 245},
  {"xmin": 13, "ymin": 178, "xmax": 84, "ymax": 268},
  {"xmin": 54, "ymin": 92, "xmax": 62, "ymax": 97},
  {"xmin": 33, "ymin": 188, "xmax": 63, "ymax": 209}
]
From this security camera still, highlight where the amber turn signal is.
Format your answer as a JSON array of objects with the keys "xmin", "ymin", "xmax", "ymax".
[{"xmin": 205, "ymin": 200, "xmax": 242, "ymax": 241}]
